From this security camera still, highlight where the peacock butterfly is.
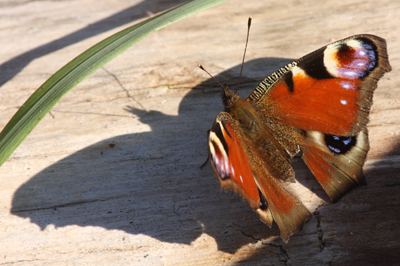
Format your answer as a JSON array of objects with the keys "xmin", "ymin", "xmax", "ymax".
[{"xmin": 206, "ymin": 27, "xmax": 391, "ymax": 242}]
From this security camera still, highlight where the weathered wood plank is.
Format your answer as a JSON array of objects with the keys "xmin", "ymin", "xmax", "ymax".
[{"xmin": 1, "ymin": 0, "xmax": 399, "ymax": 265}]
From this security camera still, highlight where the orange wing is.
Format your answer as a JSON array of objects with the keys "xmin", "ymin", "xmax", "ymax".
[
  {"xmin": 247, "ymin": 35, "xmax": 391, "ymax": 202},
  {"xmin": 301, "ymin": 129, "xmax": 369, "ymax": 202},
  {"xmin": 249, "ymin": 34, "xmax": 391, "ymax": 136},
  {"xmin": 208, "ymin": 112, "xmax": 310, "ymax": 241}
]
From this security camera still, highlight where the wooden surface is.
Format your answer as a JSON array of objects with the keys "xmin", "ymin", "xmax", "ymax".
[{"xmin": 1, "ymin": 0, "xmax": 399, "ymax": 265}]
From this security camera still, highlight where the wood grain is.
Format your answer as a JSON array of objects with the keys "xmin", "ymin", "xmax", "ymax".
[{"xmin": 0, "ymin": 0, "xmax": 399, "ymax": 265}]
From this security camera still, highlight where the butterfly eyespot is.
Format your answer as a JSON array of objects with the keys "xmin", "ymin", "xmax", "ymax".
[
  {"xmin": 323, "ymin": 38, "xmax": 380, "ymax": 80},
  {"xmin": 324, "ymin": 134, "xmax": 356, "ymax": 154}
]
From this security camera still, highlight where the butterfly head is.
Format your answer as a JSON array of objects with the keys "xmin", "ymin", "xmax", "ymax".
[
  {"xmin": 220, "ymin": 83, "xmax": 263, "ymax": 139},
  {"xmin": 221, "ymin": 84, "xmax": 240, "ymax": 111}
]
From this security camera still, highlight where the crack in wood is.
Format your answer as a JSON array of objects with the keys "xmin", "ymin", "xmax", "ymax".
[
  {"xmin": 314, "ymin": 211, "xmax": 325, "ymax": 252},
  {"xmin": 268, "ymin": 243, "xmax": 290, "ymax": 265}
]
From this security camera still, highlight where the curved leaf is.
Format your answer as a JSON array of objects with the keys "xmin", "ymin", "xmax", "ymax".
[{"xmin": 0, "ymin": 0, "xmax": 229, "ymax": 167}]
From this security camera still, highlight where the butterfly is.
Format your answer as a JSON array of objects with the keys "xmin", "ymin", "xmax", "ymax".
[{"xmin": 207, "ymin": 34, "xmax": 391, "ymax": 242}]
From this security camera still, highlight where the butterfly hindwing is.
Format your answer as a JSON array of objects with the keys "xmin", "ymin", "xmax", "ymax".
[{"xmin": 301, "ymin": 128, "xmax": 369, "ymax": 202}]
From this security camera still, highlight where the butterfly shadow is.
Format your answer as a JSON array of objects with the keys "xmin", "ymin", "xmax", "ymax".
[
  {"xmin": 0, "ymin": 0, "xmax": 187, "ymax": 88},
  {"xmin": 233, "ymin": 142, "xmax": 400, "ymax": 265},
  {"xmin": 10, "ymin": 57, "xmax": 340, "ymax": 254}
]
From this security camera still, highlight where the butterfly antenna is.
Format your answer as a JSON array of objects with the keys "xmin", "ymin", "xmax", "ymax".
[
  {"xmin": 236, "ymin": 17, "xmax": 252, "ymax": 92},
  {"xmin": 200, "ymin": 157, "xmax": 209, "ymax": 169},
  {"xmin": 198, "ymin": 64, "xmax": 228, "ymax": 90}
]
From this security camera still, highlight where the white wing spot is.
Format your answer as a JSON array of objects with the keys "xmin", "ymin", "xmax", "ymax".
[
  {"xmin": 341, "ymin": 82, "xmax": 351, "ymax": 89},
  {"xmin": 340, "ymin": 99, "xmax": 348, "ymax": 105},
  {"xmin": 240, "ymin": 175, "xmax": 243, "ymax": 183},
  {"xmin": 344, "ymin": 71, "xmax": 357, "ymax": 77},
  {"xmin": 340, "ymin": 81, "xmax": 356, "ymax": 90}
]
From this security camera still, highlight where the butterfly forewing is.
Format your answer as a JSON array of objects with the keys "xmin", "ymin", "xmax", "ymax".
[
  {"xmin": 208, "ymin": 112, "xmax": 262, "ymax": 210},
  {"xmin": 208, "ymin": 112, "xmax": 311, "ymax": 240},
  {"xmin": 248, "ymin": 34, "xmax": 391, "ymax": 136}
]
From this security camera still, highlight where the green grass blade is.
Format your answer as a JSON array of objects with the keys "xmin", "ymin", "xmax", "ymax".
[{"xmin": 0, "ymin": 0, "xmax": 229, "ymax": 167}]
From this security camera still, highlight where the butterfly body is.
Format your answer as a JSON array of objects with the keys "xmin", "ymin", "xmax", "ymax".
[{"xmin": 207, "ymin": 34, "xmax": 391, "ymax": 242}]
